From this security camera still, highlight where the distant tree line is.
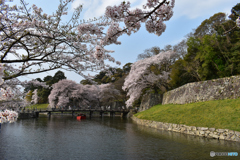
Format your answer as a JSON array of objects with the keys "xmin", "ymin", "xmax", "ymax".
[{"xmin": 170, "ymin": 3, "xmax": 240, "ymax": 88}]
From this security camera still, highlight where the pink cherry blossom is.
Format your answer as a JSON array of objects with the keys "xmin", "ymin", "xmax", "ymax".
[
  {"xmin": 0, "ymin": 109, "xmax": 18, "ymax": 123},
  {"xmin": 31, "ymin": 89, "xmax": 38, "ymax": 104},
  {"xmin": 48, "ymin": 79, "xmax": 120, "ymax": 108},
  {"xmin": 123, "ymin": 50, "xmax": 177, "ymax": 107}
]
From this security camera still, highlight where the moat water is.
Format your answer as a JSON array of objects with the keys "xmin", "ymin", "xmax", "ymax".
[{"xmin": 0, "ymin": 114, "xmax": 239, "ymax": 160}]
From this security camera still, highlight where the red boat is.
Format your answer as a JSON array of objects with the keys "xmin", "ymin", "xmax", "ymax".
[{"xmin": 77, "ymin": 114, "xmax": 86, "ymax": 120}]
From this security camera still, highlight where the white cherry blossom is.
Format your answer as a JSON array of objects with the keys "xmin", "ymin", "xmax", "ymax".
[{"xmin": 123, "ymin": 50, "xmax": 177, "ymax": 107}]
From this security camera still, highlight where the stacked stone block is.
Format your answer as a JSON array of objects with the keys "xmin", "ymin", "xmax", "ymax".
[{"xmin": 132, "ymin": 116, "xmax": 240, "ymax": 142}]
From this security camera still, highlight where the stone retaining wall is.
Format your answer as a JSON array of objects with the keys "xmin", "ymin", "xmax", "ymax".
[
  {"xmin": 139, "ymin": 93, "xmax": 163, "ymax": 112},
  {"xmin": 132, "ymin": 116, "xmax": 240, "ymax": 142},
  {"xmin": 162, "ymin": 76, "xmax": 240, "ymax": 105}
]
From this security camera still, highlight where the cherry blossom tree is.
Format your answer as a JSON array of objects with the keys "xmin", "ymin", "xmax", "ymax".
[
  {"xmin": 123, "ymin": 50, "xmax": 177, "ymax": 107},
  {"xmin": 0, "ymin": 59, "xmax": 49, "ymax": 103},
  {"xmin": 48, "ymin": 79, "xmax": 120, "ymax": 108},
  {"xmin": 48, "ymin": 79, "xmax": 98, "ymax": 108},
  {"xmin": 0, "ymin": 63, "xmax": 49, "ymax": 109},
  {"xmin": 0, "ymin": 0, "xmax": 175, "ymax": 81},
  {"xmin": 0, "ymin": 64, "xmax": 19, "ymax": 122},
  {"xmin": 97, "ymin": 83, "xmax": 120, "ymax": 106},
  {"xmin": 0, "ymin": 64, "xmax": 23, "ymax": 110},
  {"xmin": 31, "ymin": 89, "xmax": 38, "ymax": 104}
]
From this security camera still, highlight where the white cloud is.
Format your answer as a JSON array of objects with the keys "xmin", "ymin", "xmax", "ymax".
[
  {"xmin": 72, "ymin": 0, "xmax": 91, "ymax": 8},
  {"xmin": 72, "ymin": 0, "xmax": 144, "ymax": 20},
  {"xmin": 173, "ymin": 0, "xmax": 239, "ymax": 19},
  {"xmin": 72, "ymin": 0, "xmax": 238, "ymax": 20}
]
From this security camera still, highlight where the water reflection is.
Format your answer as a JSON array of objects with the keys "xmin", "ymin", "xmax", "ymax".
[
  {"xmin": 132, "ymin": 124, "xmax": 240, "ymax": 160},
  {"xmin": 135, "ymin": 124, "xmax": 240, "ymax": 148},
  {"xmin": 0, "ymin": 115, "xmax": 239, "ymax": 160}
]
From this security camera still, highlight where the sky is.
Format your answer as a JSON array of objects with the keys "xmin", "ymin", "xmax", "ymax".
[{"xmin": 14, "ymin": 0, "xmax": 239, "ymax": 84}]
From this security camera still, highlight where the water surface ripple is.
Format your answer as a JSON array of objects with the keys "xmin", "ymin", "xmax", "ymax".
[{"xmin": 0, "ymin": 115, "xmax": 239, "ymax": 160}]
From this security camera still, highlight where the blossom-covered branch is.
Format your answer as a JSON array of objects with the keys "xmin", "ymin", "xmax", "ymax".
[
  {"xmin": 0, "ymin": 109, "xmax": 18, "ymax": 123},
  {"xmin": 0, "ymin": 0, "xmax": 175, "ymax": 80}
]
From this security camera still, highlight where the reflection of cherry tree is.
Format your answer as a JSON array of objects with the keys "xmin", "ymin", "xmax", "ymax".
[{"xmin": 123, "ymin": 51, "xmax": 177, "ymax": 107}]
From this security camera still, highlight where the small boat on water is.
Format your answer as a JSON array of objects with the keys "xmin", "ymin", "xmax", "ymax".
[{"xmin": 77, "ymin": 114, "xmax": 86, "ymax": 120}]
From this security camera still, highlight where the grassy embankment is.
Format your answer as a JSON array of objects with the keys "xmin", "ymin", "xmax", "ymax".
[
  {"xmin": 134, "ymin": 98, "xmax": 240, "ymax": 132},
  {"xmin": 25, "ymin": 104, "xmax": 49, "ymax": 110},
  {"xmin": 24, "ymin": 104, "xmax": 88, "ymax": 114}
]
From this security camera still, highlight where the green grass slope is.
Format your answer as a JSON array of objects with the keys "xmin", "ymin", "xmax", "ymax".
[
  {"xmin": 134, "ymin": 98, "xmax": 240, "ymax": 131},
  {"xmin": 25, "ymin": 104, "xmax": 49, "ymax": 110}
]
